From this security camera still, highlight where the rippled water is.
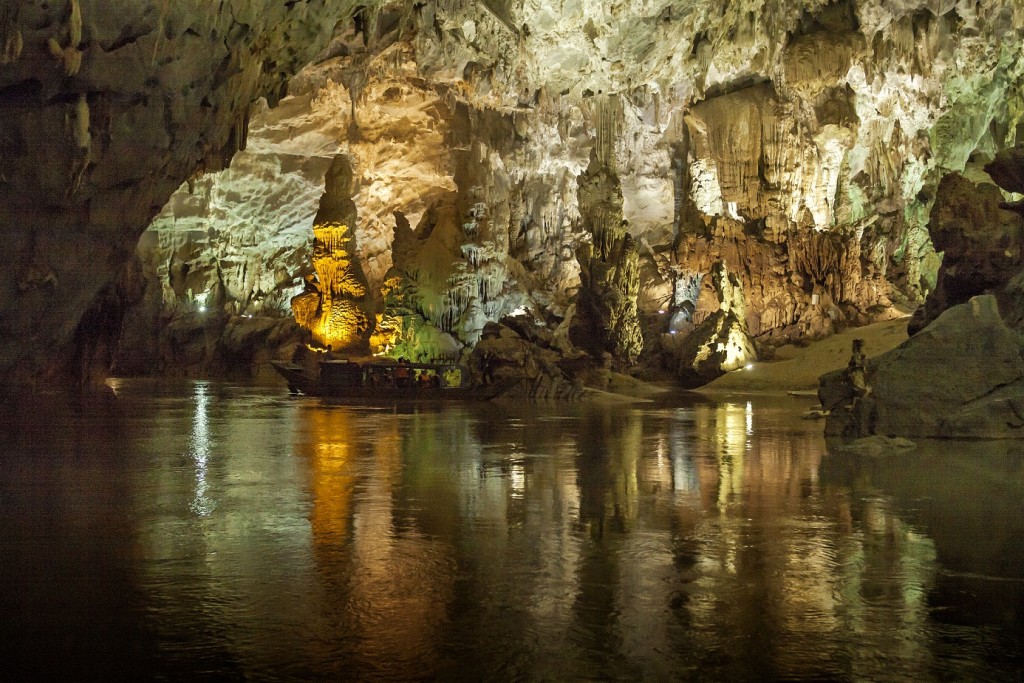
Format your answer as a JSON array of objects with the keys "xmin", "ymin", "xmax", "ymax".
[{"xmin": 2, "ymin": 380, "xmax": 1023, "ymax": 681}]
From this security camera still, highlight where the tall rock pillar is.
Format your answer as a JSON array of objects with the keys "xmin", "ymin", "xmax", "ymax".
[
  {"xmin": 291, "ymin": 154, "xmax": 374, "ymax": 354},
  {"xmin": 569, "ymin": 96, "xmax": 643, "ymax": 366}
]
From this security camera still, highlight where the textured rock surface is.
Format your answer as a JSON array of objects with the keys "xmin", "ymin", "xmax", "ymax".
[
  {"xmin": 469, "ymin": 321, "xmax": 584, "ymax": 400},
  {"xmin": 909, "ymin": 172, "xmax": 1024, "ymax": 334},
  {"xmin": 821, "ymin": 295, "xmax": 1024, "ymax": 439},
  {"xmin": 291, "ymin": 154, "xmax": 375, "ymax": 354},
  {"xmin": 5, "ymin": 1, "xmax": 1024, "ymax": 387},
  {"xmin": 0, "ymin": 0, "xmax": 360, "ymax": 386},
  {"xmin": 669, "ymin": 260, "xmax": 758, "ymax": 386},
  {"xmin": 569, "ymin": 100, "xmax": 643, "ymax": 366}
]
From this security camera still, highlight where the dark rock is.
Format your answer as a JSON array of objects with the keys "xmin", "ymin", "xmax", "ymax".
[
  {"xmin": 0, "ymin": 0, "xmax": 351, "ymax": 391},
  {"xmin": 471, "ymin": 335, "xmax": 583, "ymax": 399},
  {"xmin": 909, "ymin": 173, "xmax": 1024, "ymax": 334},
  {"xmin": 985, "ymin": 146, "xmax": 1024, "ymax": 195},
  {"xmin": 821, "ymin": 295, "xmax": 1024, "ymax": 439}
]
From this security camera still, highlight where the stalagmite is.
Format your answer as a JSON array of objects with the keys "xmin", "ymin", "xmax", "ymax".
[
  {"xmin": 290, "ymin": 155, "xmax": 374, "ymax": 355},
  {"xmin": 568, "ymin": 95, "xmax": 644, "ymax": 366}
]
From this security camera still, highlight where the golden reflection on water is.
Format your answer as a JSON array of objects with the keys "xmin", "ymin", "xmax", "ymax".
[
  {"xmin": 110, "ymin": 386, "xmax": 1024, "ymax": 679},
  {"xmin": 297, "ymin": 407, "xmax": 456, "ymax": 678},
  {"xmin": 303, "ymin": 408, "xmax": 355, "ymax": 545}
]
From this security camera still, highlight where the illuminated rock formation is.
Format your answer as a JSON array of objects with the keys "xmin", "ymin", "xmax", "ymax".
[
  {"xmin": 669, "ymin": 260, "xmax": 758, "ymax": 387},
  {"xmin": 292, "ymin": 154, "xmax": 374, "ymax": 354},
  {"xmin": 4, "ymin": 1, "xmax": 1024, "ymax": 389},
  {"xmin": 569, "ymin": 96, "xmax": 644, "ymax": 366}
]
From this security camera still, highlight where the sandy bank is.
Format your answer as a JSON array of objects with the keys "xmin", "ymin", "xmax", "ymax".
[{"xmin": 693, "ymin": 317, "xmax": 911, "ymax": 395}]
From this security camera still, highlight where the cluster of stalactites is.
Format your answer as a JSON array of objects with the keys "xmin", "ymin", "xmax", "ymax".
[
  {"xmin": 312, "ymin": 223, "xmax": 368, "ymax": 300},
  {"xmin": 291, "ymin": 222, "xmax": 373, "ymax": 353}
]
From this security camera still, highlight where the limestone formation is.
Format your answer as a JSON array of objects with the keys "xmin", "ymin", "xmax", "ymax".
[
  {"xmin": 569, "ymin": 97, "xmax": 644, "ymax": 366},
  {"xmin": 821, "ymin": 295, "xmax": 1024, "ymax": 439},
  {"xmin": 669, "ymin": 260, "xmax": 758, "ymax": 387},
  {"xmin": 4, "ymin": 1, "xmax": 1024, "ymax": 389},
  {"xmin": 0, "ymin": 0, "xmax": 359, "ymax": 388},
  {"xmin": 470, "ymin": 322, "xmax": 584, "ymax": 400},
  {"xmin": 291, "ymin": 154, "xmax": 374, "ymax": 354},
  {"xmin": 908, "ymin": 173, "xmax": 1024, "ymax": 334}
]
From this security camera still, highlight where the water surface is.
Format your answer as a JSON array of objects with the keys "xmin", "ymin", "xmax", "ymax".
[{"xmin": 1, "ymin": 380, "xmax": 1022, "ymax": 680}]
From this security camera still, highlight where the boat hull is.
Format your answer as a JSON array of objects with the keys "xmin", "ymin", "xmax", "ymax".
[{"xmin": 270, "ymin": 360, "xmax": 505, "ymax": 401}]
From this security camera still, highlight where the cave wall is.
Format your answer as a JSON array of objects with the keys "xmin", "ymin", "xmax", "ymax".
[
  {"xmin": 5, "ymin": 1, "xmax": 1024, "ymax": 385},
  {"xmin": 0, "ymin": 0, "xmax": 361, "ymax": 386}
]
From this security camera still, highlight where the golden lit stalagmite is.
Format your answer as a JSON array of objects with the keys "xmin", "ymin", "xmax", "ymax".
[{"xmin": 291, "ymin": 154, "xmax": 375, "ymax": 354}]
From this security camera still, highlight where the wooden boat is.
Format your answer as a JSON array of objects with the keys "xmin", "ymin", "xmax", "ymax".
[{"xmin": 270, "ymin": 357, "xmax": 508, "ymax": 401}]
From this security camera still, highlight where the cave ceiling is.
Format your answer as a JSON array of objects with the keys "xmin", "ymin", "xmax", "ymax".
[{"xmin": 2, "ymin": 0, "xmax": 1024, "ymax": 383}]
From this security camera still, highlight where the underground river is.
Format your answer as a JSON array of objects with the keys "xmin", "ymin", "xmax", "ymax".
[{"xmin": 2, "ymin": 380, "xmax": 1022, "ymax": 680}]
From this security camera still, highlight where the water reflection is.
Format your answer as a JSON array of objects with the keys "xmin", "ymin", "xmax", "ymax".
[
  {"xmin": 189, "ymin": 381, "xmax": 214, "ymax": 516},
  {"xmin": 1, "ymin": 386, "xmax": 1022, "ymax": 679},
  {"xmin": 820, "ymin": 440, "xmax": 1024, "ymax": 678}
]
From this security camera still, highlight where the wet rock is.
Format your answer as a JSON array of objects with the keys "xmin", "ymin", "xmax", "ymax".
[
  {"xmin": 822, "ymin": 295, "xmax": 1024, "ymax": 439},
  {"xmin": 835, "ymin": 435, "xmax": 917, "ymax": 455}
]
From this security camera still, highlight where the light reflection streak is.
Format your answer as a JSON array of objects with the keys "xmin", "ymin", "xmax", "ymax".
[
  {"xmin": 510, "ymin": 460, "xmax": 526, "ymax": 499},
  {"xmin": 189, "ymin": 381, "xmax": 214, "ymax": 516},
  {"xmin": 120, "ymin": 393, "xmax": 1012, "ymax": 680}
]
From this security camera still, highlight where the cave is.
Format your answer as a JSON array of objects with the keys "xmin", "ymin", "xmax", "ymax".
[{"xmin": 3, "ymin": 1, "xmax": 1024, "ymax": 679}]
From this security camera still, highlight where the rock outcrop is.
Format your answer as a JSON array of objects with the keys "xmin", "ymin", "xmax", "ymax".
[
  {"xmin": 668, "ymin": 260, "xmax": 758, "ymax": 387},
  {"xmin": 908, "ymin": 172, "xmax": 1024, "ymax": 334},
  {"xmin": 0, "ymin": 0, "xmax": 357, "ymax": 387},
  {"xmin": 5, "ymin": 1, "xmax": 1024, "ymax": 388},
  {"xmin": 469, "ymin": 321, "xmax": 584, "ymax": 400},
  {"xmin": 821, "ymin": 295, "xmax": 1024, "ymax": 439}
]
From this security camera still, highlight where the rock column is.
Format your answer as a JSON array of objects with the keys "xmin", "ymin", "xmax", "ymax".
[
  {"xmin": 291, "ymin": 155, "xmax": 374, "ymax": 355},
  {"xmin": 569, "ymin": 96, "xmax": 643, "ymax": 366}
]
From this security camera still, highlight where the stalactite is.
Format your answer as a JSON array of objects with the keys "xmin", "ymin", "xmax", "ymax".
[{"xmin": 594, "ymin": 95, "xmax": 621, "ymax": 170}]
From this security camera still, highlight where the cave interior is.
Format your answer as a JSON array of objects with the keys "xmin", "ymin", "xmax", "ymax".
[{"xmin": 3, "ymin": 0, "xmax": 1024, "ymax": 436}]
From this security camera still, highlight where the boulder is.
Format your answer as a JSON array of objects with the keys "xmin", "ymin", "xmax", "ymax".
[
  {"xmin": 909, "ymin": 173, "xmax": 1024, "ymax": 334},
  {"xmin": 670, "ymin": 260, "xmax": 757, "ymax": 387},
  {"xmin": 471, "ymin": 334, "xmax": 584, "ymax": 400},
  {"xmin": 821, "ymin": 295, "xmax": 1024, "ymax": 439}
]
